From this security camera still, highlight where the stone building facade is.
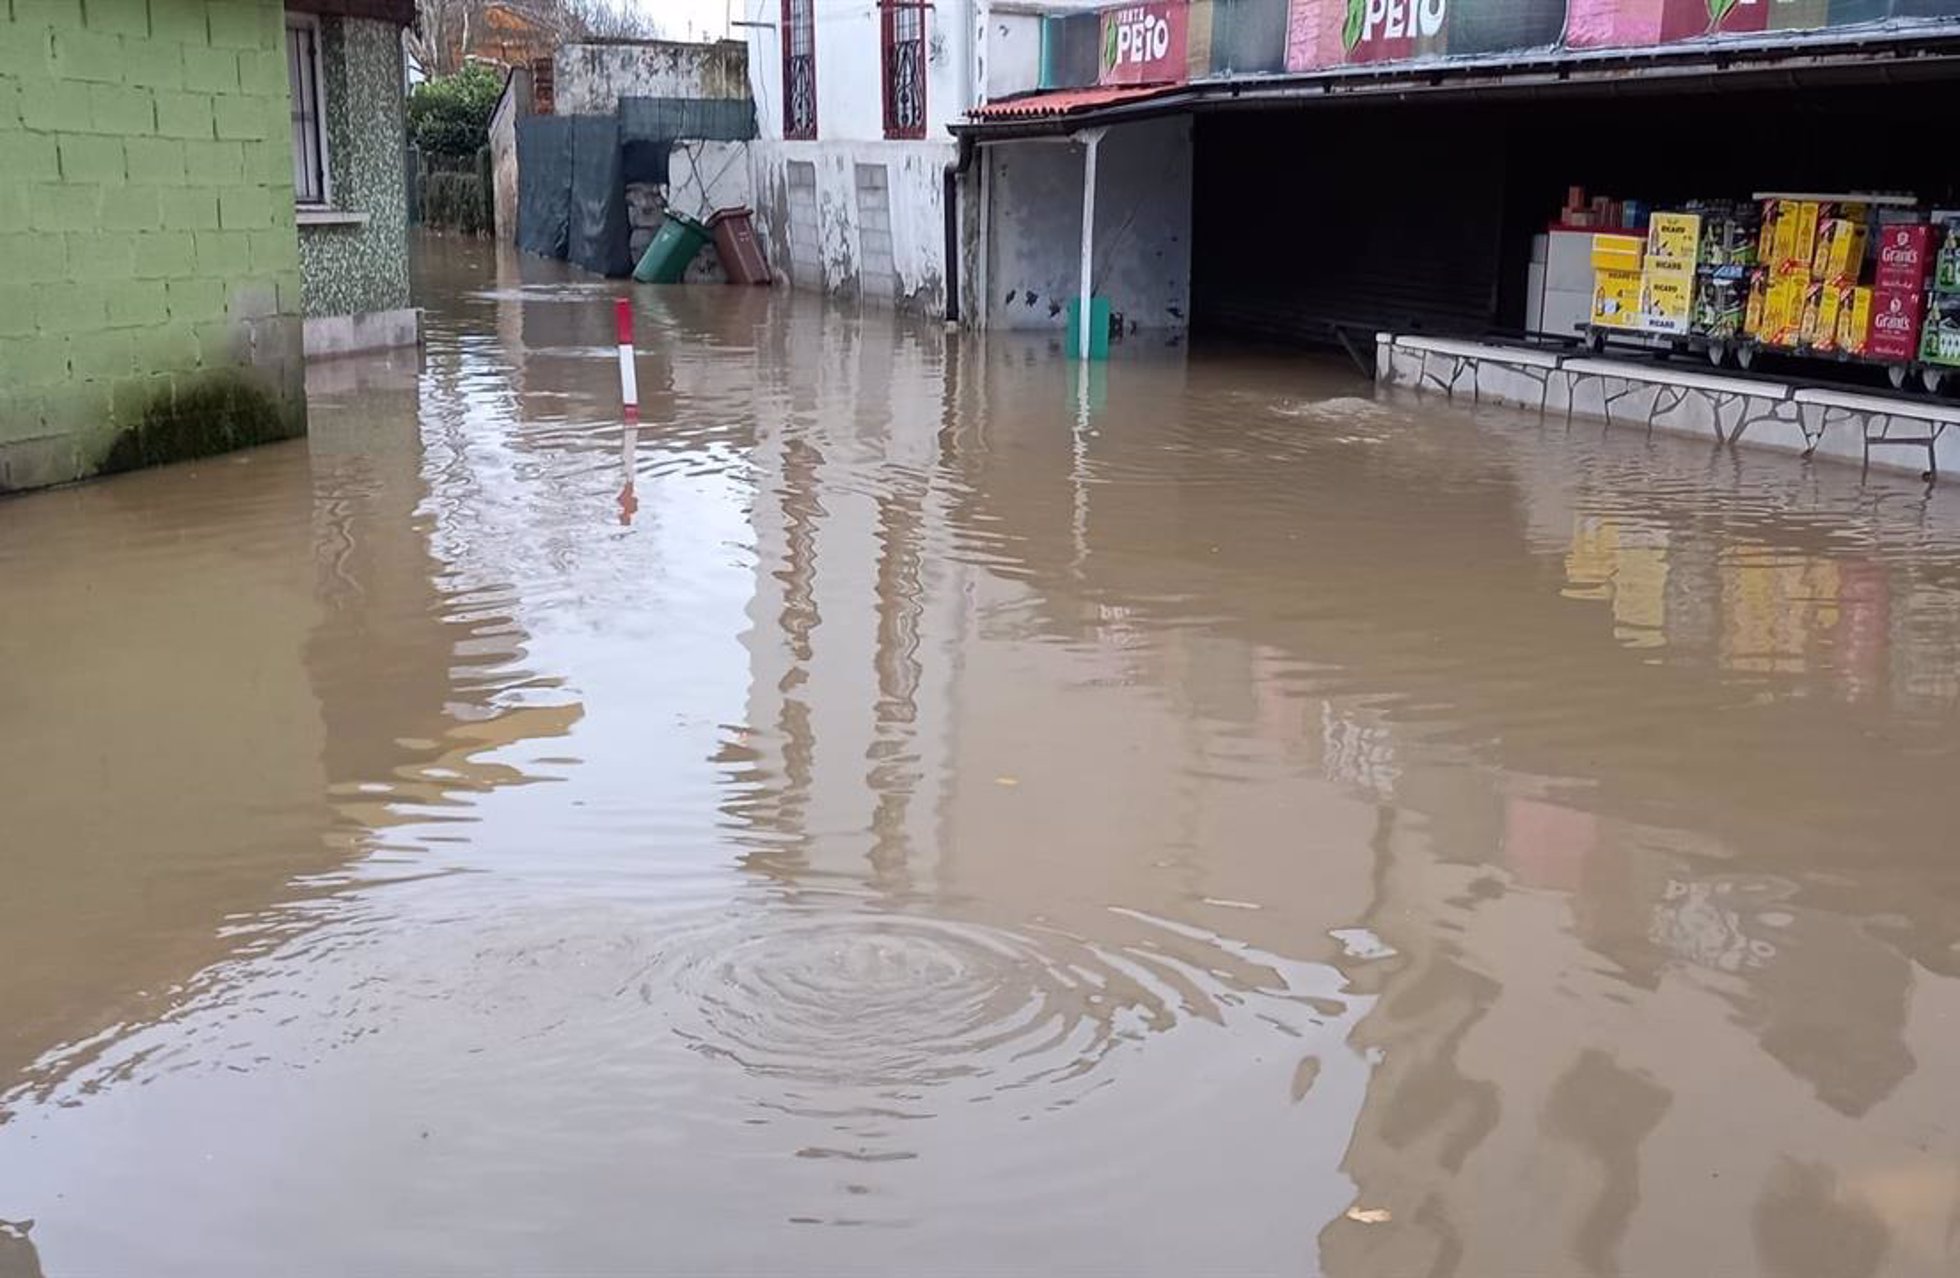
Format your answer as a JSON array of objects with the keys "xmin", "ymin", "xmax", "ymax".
[{"xmin": 290, "ymin": 5, "xmax": 416, "ymax": 356}]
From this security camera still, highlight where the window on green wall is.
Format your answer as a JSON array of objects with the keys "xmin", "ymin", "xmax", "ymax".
[{"xmin": 287, "ymin": 16, "xmax": 329, "ymax": 205}]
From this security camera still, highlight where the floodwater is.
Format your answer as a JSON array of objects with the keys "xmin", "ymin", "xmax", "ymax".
[{"xmin": 3, "ymin": 238, "xmax": 1959, "ymax": 1278}]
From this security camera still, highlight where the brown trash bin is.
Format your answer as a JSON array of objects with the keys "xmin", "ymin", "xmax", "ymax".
[{"xmin": 707, "ymin": 206, "xmax": 771, "ymax": 286}]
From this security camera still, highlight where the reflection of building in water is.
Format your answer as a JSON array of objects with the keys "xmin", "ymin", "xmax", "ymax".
[
  {"xmin": 920, "ymin": 387, "xmax": 1960, "ymax": 1277},
  {"xmin": 1324, "ymin": 794, "xmax": 1960, "ymax": 1278},
  {"xmin": 1721, "ymin": 547, "xmax": 1842, "ymax": 676},
  {"xmin": 1564, "ymin": 517, "xmax": 1670, "ymax": 648},
  {"xmin": 715, "ymin": 304, "xmax": 965, "ymax": 891},
  {"xmin": 1891, "ymin": 583, "xmax": 1960, "ymax": 709},
  {"xmin": 0, "ymin": 346, "xmax": 571, "ymax": 1117},
  {"xmin": 0, "ymin": 1219, "xmax": 43, "ymax": 1278},
  {"xmin": 305, "ymin": 352, "xmax": 579, "ymax": 845},
  {"xmin": 0, "ymin": 436, "xmax": 331, "ymax": 1104},
  {"xmin": 1523, "ymin": 432, "xmax": 1960, "ymax": 719}
]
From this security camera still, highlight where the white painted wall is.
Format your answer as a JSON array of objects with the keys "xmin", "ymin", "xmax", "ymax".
[
  {"xmin": 487, "ymin": 66, "xmax": 531, "ymax": 243},
  {"xmin": 1377, "ymin": 340, "xmax": 1960, "ymax": 479},
  {"xmin": 554, "ymin": 39, "xmax": 750, "ymax": 115},
  {"xmin": 985, "ymin": 116, "xmax": 1194, "ymax": 332},
  {"xmin": 750, "ymin": 139, "xmax": 955, "ymax": 309},
  {"xmin": 666, "ymin": 140, "xmax": 756, "ymax": 221},
  {"xmin": 745, "ymin": 0, "xmax": 973, "ymax": 143},
  {"xmin": 742, "ymin": 0, "xmax": 976, "ymax": 314},
  {"xmin": 985, "ymin": 6, "xmax": 1045, "ymax": 99}
]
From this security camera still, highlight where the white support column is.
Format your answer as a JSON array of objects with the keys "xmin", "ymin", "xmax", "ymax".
[{"xmin": 1074, "ymin": 126, "xmax": 1106, "ymax": 361}]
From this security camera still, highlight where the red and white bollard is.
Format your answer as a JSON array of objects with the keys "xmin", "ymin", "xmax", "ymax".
[
  {"xmin": 614, "ymin": 297, "xmax": 640, "ymax": 425},
  {"xmin": 615, "ymin": 297, "xmax": 639, "ymax": 524}
]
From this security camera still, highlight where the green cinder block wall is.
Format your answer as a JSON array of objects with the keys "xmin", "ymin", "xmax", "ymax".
[{"xmin": 0, "ymin": 0, "xmax": 306, "ymax": 494}]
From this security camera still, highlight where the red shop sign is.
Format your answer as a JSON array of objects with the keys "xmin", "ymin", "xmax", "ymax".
[{"xmin": 1099, "ymin": 1, "xmax": 1189, "ymax": 85}]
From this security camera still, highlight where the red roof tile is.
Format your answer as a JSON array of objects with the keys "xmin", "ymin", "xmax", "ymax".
[{"xmin": 968, "ymin": 83, "xmax": 1180, "ymax": 120}]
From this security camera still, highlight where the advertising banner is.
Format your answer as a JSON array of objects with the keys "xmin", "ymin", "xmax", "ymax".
[
  {"xmin": 1283, "ymin": 0, "xmax": 1960, "ymax": 74},
  {"xmin": 1285, "ymin": 0, "xmax": 1565, "ymax": 69},
  {"xmin": 1100, "ymin": 1, "xmax": 1192, "ymax": 85}
]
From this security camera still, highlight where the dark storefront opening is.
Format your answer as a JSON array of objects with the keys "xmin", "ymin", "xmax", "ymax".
[{"xmin": 1190, "ymin": 73, "xmax": 1960, "ymax": 366}]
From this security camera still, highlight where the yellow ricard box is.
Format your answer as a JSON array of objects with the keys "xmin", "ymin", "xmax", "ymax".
[{"xmin": 1591, "ymin": 234, "xmax": 1645, "ymax": 274}]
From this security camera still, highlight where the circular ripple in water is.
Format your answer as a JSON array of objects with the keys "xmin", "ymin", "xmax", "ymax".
[{"xmin": 638, "ymin": 910, "xmax": 1168, "ymax": 1098}]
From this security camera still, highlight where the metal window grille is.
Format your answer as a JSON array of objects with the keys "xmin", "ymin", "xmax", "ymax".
[
  {"xmin": 287, "ymin": 19, "xmax": 327, "ymax": 205},
  {"xmin": 881, "ymin": 0, "xmax": 926, "ymax": 140},
  {"xmin": 781, "ymin": 0, "xmax": 817, "ymax": 140}
]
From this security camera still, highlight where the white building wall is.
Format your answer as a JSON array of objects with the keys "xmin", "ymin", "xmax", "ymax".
[
  {"xmin": 744, "ymin": 0, "xmax": 975, "ymax": 315},
  {"xmin": 985, "ymin": 6, "xmax": 1046, "ymax": 98},
  {"xmin": 985, "ymin": 116, "xmax": 1194, "ymax": 333},
  {"xmin": 553, "ymin": 39, "xmax": 751, "ymax": 114},
  {"xmin": 665, "ymin": 140, "xmax": 757, "ymax": 221}
]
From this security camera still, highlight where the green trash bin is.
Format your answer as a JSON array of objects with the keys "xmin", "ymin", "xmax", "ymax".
[{"xmin": 633, "ymin": 210, "xmax": 712, "ymax": 284}]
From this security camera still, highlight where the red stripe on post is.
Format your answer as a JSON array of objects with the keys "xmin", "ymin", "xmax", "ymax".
[{"xmin": 614, "ymin": 298, "xmax": 634, "ymax": 346}]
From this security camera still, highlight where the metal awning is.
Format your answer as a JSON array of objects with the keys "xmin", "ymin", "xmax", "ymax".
[
  {"xmin": 968, "ymin": 83, "xmax": 1182, "ymax": 123},
  {"xmin": 955, "ymin": 27, "xmax": 1960, "ymax": 139}
]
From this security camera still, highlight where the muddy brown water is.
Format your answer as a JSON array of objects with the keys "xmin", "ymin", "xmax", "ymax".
[{"xmin": 3, "ymin": 238, "xmax": 1959, "ymax": 1277}]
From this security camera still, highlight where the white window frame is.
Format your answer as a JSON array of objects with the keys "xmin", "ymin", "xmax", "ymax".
[{"xmin": 287, "ymin": 14, "xmax": 332, "ymax": 208}]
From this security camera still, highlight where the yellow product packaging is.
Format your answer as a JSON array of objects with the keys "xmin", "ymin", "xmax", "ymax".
[
  {"xmin": 1592, "ymin": 269, "xmax": 1644, "ymax": 329},
  {"xmin": 1758, "ymin": 200, "xmax": 1782, "ymax": 264},
  {"xmin": 1791, "ymin": 202, "xmax": 1821, "ymax": 277},
  {"xmin": 1591, "ymin": 233, "xmax": 1645, "ymax": 274},
  {"xmin": 1763, "ymin": 277, "xmax": 1809, "ymax": 347},
  {"xmin": 1744, "ymin": 271, "xmax": 1768, "ymax": 337},
  {"xmin": 1642, "ymin": 256, "xmax": 1695, "ymax": 335},
  {"xmin": 1798, "ymin": 284, "xmax": 1827, "ymax": 348},
  {"xmin": 1836, "ymin": 286, "xmax": 1873, "ymax": 355},
  {"xmin": 1812, "ymin": 219, "xmax": 1868, "ymax": 285},
  {"xmin": 1647, "ymin": 212, "xmax": 1701, "ymax": 264},
  {"xmin": 1811, "ymin": 285, "xmax": 1846, "ymax": 352},
  {"xmin": 1770, "ymin": 201, "xmax": 1798, "ymax": 273}
]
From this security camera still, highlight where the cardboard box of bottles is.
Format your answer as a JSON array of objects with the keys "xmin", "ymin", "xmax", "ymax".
[
  {"xmin": 1592, "ymin": 269, "xmax": 1645, "ymax": 329},
  {"xmin": 1761, "ymin": 276, "xmax": 1814, "ymax": 348},
  {"xmin": 1811, "ymin": 219, "xmax": 1867, "ymax": 285},
  {"xmin": 1875, "ymin": 224, "xmax": 1935, "ymax": 292},
  {"xmin": 1923, "ymin": 295, "xmax": 1960, "ymax": 367},
  {"xmin": 1867, "ymin": 287, "xmax": 1926, "ymax": 362},
  {"xmin": 1836, "ymin": 286, "xmax": 1873, "ymax": 356}
]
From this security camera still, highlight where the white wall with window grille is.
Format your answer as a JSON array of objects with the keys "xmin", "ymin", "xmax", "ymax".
[
  {"xmin": 287, "ymin": 17, "xmax": 328, "ymax": 205},
  {"xmin": 741, "ymin": 0, "xmax": 975, "ymax": 315}
]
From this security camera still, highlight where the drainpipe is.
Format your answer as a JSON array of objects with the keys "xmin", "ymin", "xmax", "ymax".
[
  {"xmin": 942, "ymin": 0, "xmax": 984, "ymax": 326},
  {"xmin": 1074, "ymin": 127, "xmax": 1105, "ymax": 361},
  {"xmin": 942, "ymin": 132, "xmax": 975, "ymax": 324}
]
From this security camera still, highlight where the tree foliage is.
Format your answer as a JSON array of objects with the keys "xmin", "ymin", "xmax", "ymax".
[
  {"xmin": 407, "ymin": 62, "xmax": 506, "ymax": 158},
  {"xmin": 404, "ymin": 0, "xmax": 664, "ymax": 79}
]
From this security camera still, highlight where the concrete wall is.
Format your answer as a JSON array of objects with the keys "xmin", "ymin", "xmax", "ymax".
[
  {"xmin": 296, "ymin": 14, "xmax": 414, "ymax": 354},
  {"xmin": 0, "ymin": 0, "xmax": 306, "ymax": 493},
  {"xmin": 743, "ymin": 0, "xmax": 973, "ymax": 314},
  {"xmin": 664, "ymin": 138, "xmax": 753, "ymax": 221},
  {"xmin": 750, "ymin": 139, "xmax": 954, "ymax": 310},
  {"xmin": 985, "ymin": 6, "xmax": 1045, "ymax": 99},
  {"xmin": 487, "ymin": 64, "xmax": 530, "ymax": 243},
  {"xmin": 554, "ymin": 38, "xmax": 748, "ymax": 115},
  {"xmin": 1377, "ymin": 339, "xmax": 1960, "ymax": 480},
  {"xmin": 985, "ymin": 116, "xmax": 1194, "ymax": 333}
]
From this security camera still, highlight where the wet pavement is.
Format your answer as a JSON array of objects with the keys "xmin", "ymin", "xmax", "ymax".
[{"xmin": 3, "ymin": 236, "xmax": 1959, "ymax": 1277}]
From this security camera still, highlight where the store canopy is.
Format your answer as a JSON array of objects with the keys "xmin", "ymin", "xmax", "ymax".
[
  {"xmin": 955, "ymin": 25, "xmax": 1960, "ymax": 139},
  {"xmin": 963, "ymin": 84, "xmax": 1188, "ymax": 135}
]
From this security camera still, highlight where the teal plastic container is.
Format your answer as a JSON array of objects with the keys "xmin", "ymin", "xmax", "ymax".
[
  {"xmin": 1064, "ymin": 296, "xmax": 1111, "ymax": 361},
  {"xmin": 633, "ymin": 211, "xmax": 712, "ymax": 284}
]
